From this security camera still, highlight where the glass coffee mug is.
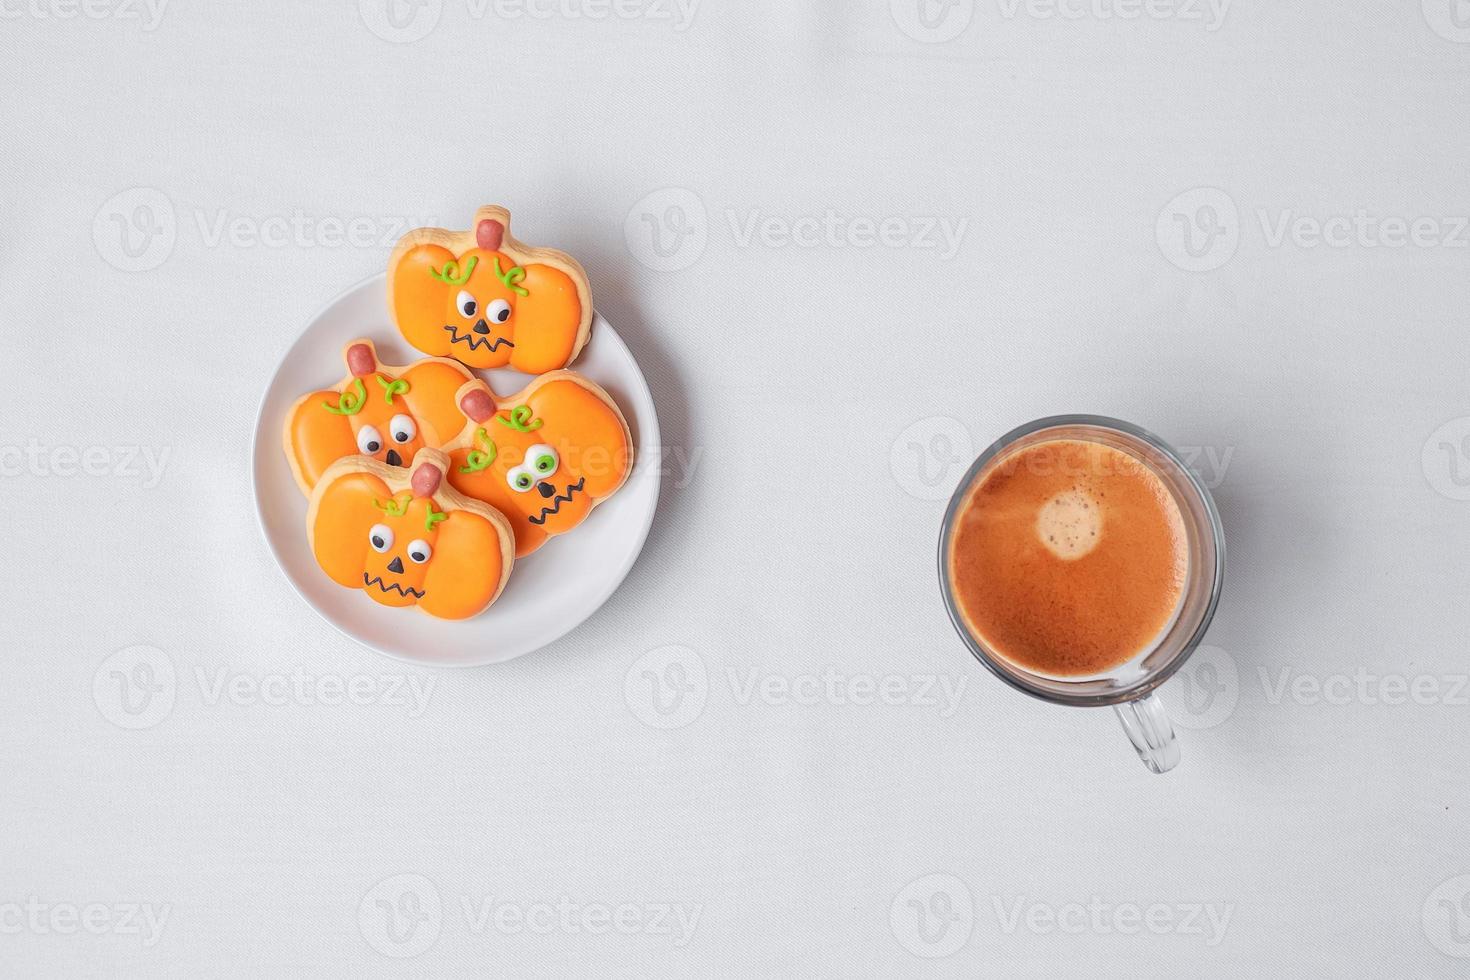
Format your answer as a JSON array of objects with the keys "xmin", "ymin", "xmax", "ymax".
[{"xmin": 938, "ymin": 416, "xmax": 1225, "ymax": 773}]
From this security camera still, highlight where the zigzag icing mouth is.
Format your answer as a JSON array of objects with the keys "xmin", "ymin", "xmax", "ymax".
[
  {"xmin": 363, "ymin": 572, "xmax": 424, "ymax": 599},
  {"xmin": 444, "ymin": 324, "xmax": 514, "ymax": 353},
  {"xmin": 528, "ymin": 477, "xmax": 586, "ymax": 526}
]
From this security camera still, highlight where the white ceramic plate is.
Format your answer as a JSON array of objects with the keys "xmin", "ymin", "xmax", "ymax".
[{"xmin": 251, "ymin": 274, "xmax": 660, "ymax": 667}]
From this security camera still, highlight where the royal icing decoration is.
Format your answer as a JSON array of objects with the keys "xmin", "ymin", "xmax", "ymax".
[
  {"xmin": 306, "ymin": 447, "xmax": 514, "ymax": 620},
  {"xmin": 283, "ymin": 339, "xmax": 474, "ymax": 495},
  {"xmin": 387, "ymin": 205, "xmax": 592, "ymax": 373},
  {"xmin": 443, "ymin": 374, "xmax": 633, "ymax": 558}
]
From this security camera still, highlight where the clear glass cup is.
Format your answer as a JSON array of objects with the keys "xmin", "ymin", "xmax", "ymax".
[{"xmin": 938, "ymin": 415, "xmax": 1226, "ymax": 773}]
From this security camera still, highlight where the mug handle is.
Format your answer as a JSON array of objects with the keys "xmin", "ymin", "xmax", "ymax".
[{"xmin": 1113, "ymin": 692, "xmax": 1180, "ymax": 773}]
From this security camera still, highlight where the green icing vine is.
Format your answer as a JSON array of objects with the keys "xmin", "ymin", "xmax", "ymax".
[
  {"xmin": 429, "ymin": 255, "xmax": 477, "ymax": 286},
  {"xmin": 373, "ymin": 492, "xmax": 412, "ymax": 517},
  {"xmin": 323, "ymin": 377, "xmax": 366, "ymax": 416},
  {"xmin": 458, "ymin": 427, "xmax": 497, "ymax": 473},
  {"xmin": 424, "ymin": 503, "xmax": 448, "ymax": 532},
  {"xmin": 495, "ymin": 405, "xmax": 543, "ymax": 433},
  {"xmin": 493, "ymin": 257, "xmax": 529, "ymax": 297},
  {"xmin": 377, "ymin": 375, "xmax": 410, "ymax": 404}
]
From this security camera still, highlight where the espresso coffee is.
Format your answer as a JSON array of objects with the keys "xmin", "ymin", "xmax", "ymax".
[{"xmin": 947, "ymin": 439, "xmax": 1188, "ymax": 677}]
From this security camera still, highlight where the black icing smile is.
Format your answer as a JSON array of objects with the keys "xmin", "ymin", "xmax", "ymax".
[
  {"xmin": 444, "ymin": 323, "xmax": 514, "ymax": 353},
  {"xmin": 363, "ymin": 572, "xmax": 424, "ymax": 599},
  {"xmin": 527, "ymin": 477, "xmax": 586, "ymax": 526}
]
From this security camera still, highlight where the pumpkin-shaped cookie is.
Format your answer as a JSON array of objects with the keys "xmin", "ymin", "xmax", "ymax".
[
  {"xmin": 307, "ymin": 448, "xmax": 514, "ymax": 620},
  {"xmin": 283, "ymin": 339, "xmax": 473, "ymax": 495},
  {"xmin": 444, "ymin": 375, "xmax": 632, "ymax": 558},
  {"xmin": 388, "ymin": 205, "xmax": 592, "ymax": 373}
]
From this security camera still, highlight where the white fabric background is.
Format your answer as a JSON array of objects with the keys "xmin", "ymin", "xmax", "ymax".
[{"xmin": 3, "ymin": 1, "xmax": 1469, "ymax": 975}]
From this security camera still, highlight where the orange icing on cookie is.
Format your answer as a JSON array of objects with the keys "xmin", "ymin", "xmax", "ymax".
[
  {"xmin": 283, "ymin": 339, "xmax": 473, "ymax": 495},
  {"xmin": 306, "ymin": 448, "xmax": 513, "ymax": 620},
  {"xmin": 388, "ymin": 205, "xmax": 591, "ymax": 373},
  {"xmin": 444, "ymin": 374, "xmax": 632, "ymax": 558}
]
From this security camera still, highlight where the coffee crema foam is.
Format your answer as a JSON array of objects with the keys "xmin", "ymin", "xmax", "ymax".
[
  {"xmin": 948, "ymin": 439, "xmax": 1188, "ymax": 677},
  {"xmin": 1035, "ymin": 488, "xmax": 1103, "ymax": 559}
]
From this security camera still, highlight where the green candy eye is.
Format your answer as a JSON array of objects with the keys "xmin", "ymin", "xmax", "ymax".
[
  {"xmin": 525, "ymin": 443, "xmax": 559, "ymax": 478},
  {"xmin": 507, "ymin": 444, "xmax": 558, "ymax": 492}
]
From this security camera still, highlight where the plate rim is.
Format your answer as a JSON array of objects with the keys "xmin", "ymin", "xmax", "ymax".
[{"xmin": 250, "ymin": 271, "xmax": 661, "ymax": 668}]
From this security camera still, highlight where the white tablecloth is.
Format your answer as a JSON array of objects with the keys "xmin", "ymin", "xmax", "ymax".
[{"xmin": 4, "ymin": 1, "xmax": 1469, "ymax": 975}]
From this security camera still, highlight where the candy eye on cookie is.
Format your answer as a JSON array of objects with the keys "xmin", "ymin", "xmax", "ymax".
[
  {"xmin": 504, "ymin": 444, "xmax": 560, "ymax": 496},
  {"xmin": 368, "ymin": 523, "xmax": 393, "ymax": 553},
  {"xmin": 456, "ymin": 290, "xmax": 477, "ymax": 319},
  {"xmin": 389, "ymin": 414, "xmax": 416, "ymax": 445},
  {"xmin": 356, "ymin": 420, "xmax": 413, "ymax": 467},
  {"xmin": 526, "ymin": 444, "xmax": 558, "ymax": 478},
  {"xmin": 357, "ymin": 425, "xmax": 384, "ymax": 455},
  {"xmin": 506, "ymin": 465, "xmax": 537, "ymax": 494}
]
